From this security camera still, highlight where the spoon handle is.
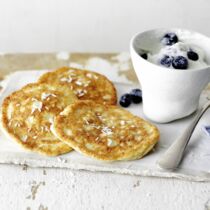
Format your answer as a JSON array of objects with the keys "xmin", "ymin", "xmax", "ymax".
[{"xmin": 157, "ymin": 101, "xmax": 210, "ymax": 170}]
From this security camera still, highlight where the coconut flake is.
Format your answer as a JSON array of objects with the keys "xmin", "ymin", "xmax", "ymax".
[
  {"xmin": 31, "ymin": 100, "xmax": 42, "ymax": 114},
  {"xmin": 14, "ymin": 122, "xmax": 21, "ymax": 127},
  {"xmin": 21, "ymin": 135, "xmax": 28, "ymax": 142},
  {"xmin": 120, "ymin": 120, "xmax": 126, "ymax": 126},
  {"xmin": 107, "ymin": 138, "xmax": 117, "ymax": 147},
  {"xmin": 86, "ymin": 73, "xmax": 93, "ymax": 78},
  {"xmin": 41, "ymin": 93, "xmax": 56, "ymax": 100},
  {"xmin": 75, "ymin": 81, "xmax": 83, "ymax": 86},
  {"xmin": 101, "ymin": 126, "xmax": 112, "ymax": 135},
  {"xmin": 84, "ymin": 119, "xmax": 90, "ymax": 125},
  {"xmin": 76, "ymin": 89, "xmax": 87, "ymax": 97},
  {"xmin": 95, "ymin": 137, "xmax": 99, "ymax": 141},
  {"xmin": 60, "ymin": 77, "xmax": 73, "ymax": 83},
  {"xmin": 7, "ymin": 104, "xmax": 14, "ymax": 120}
]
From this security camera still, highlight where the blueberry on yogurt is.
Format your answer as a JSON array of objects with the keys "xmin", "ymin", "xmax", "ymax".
[
  {"xmin": 160, "ymin": 55, "xmax": 173, "ymax": 67},
  {"xmin": 140, "ymin": 53, "xmax": 148, "ymax": 60},
  {"xmin": 162, "ymin": 33, "xmax": 178, "ymax": 46},
  {"xmin": 172, "ymin": 56, "xmax": 188, "ymax": 69},
  {"xmin": 187, "ymin": 50, "xmax": 199, "ymax": 61}
]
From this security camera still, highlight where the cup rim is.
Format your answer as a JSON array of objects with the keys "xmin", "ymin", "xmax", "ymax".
[{"xmin": 130, "ymin": 28, "xmax": 210, "ymax": 72}]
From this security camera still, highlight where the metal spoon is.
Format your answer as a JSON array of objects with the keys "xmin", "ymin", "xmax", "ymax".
[{"xmin": 157, "ymin": 100, "xmax": 210, "ymax": 170}]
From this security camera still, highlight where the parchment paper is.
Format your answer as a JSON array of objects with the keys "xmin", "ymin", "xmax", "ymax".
[{"xmin": 0, "ymin": 70, "xmax": 210, "ymax": 182}]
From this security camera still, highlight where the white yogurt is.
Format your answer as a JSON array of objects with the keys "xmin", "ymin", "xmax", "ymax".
[
  {"xmin": 139, "ymin": 31, "xmax": 209, "ymax": 70},
  {"xmin": 148, "ymin": 42, "xmax": 208, "ymax": 69}
]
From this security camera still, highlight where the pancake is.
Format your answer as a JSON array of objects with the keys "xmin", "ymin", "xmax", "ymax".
[
  {"xmin": 38, "ymin": 67, "xmax": 117, "ymax": 105},
  {"xmin": 53, "ymin": 100, "xmax": 159, "ymax": 161},
  {"xmin": 1, "ymin": 83, "xmax": 77, "ymax": 156}
]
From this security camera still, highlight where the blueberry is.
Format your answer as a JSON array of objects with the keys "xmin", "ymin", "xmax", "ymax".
[
  {"xmin": 130, "ymin": 89, "xmax": 142, "ymax": 104},
  {"xmin": 160, "ymin": 55, "xmax": 173, "ymax": 68},
  {"xmin": 162, "ymin": 33, "xmax": 178, "ymax": 46},
  {"xmin": 140, "ymin": 53, "xmax": 148, "ymax": 60},
  {"xmin": 119, "ymin": 94, "xmax": 132, "ymax": 107},
  {"xmin": 187, "ymin": 50, "xmax": 199, "ymax": 61},
  {"xmin": 172, "ymin": 56, "xmax": 188, "ymax": 69}
]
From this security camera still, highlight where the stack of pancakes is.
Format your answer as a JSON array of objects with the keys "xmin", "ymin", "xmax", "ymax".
[{"xmin": 1, "ymin": 67, "xmax": 159, "ymax": 161}]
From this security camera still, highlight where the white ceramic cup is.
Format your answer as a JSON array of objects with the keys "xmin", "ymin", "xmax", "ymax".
[{"xmin": 130, "ymin": 28, "xmax": 210, "ymax": 123}]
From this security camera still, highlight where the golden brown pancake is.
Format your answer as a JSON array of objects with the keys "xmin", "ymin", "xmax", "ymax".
[
  {"xmin": 53, "ymin": 100, "xmax": 159, "ymax": 161},
  {"xmin": 1, "ymin": 83, "xmax": 77, "ymax": 156},
  {"xmin": 38, "ymin": 67, "xmax": 117, "ymax": 105}
]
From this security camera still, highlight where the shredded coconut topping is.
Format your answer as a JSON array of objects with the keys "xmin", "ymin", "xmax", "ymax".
[
  {"xmin": 8, "ymin": 120, "xmax": 12, "ymax": 127},
  {"xmin": 31, "ymin": 100, "xmax": 42, "ymax": 114},
  {"xmin": 41, "ymin": 93, "xmax": 56, "ymax": 100},
  {"xmin": 60, "ymin": 77, "xmax": 73, "ymax": 83},
  {"xmin": 120, "ymin": 120, "xmax": 126, "ymax": 126},
  {"xmin": 94, "ymin": 75, "xmax": 98, "ymax": 79},
  {"xmin": 75, "ymin": 81, "xmax": 83, "ymax": 86},
  {"xmin": 40, "ymin": 126, "xmax": 44, "ymax": 132},
  {"xmin": 76, "ymin": 89, "xmax": 87, "ymax": 97},
  {"xmin": 101, "ymin": 126, "xmax": 112, "ymax": 135},
  {"xmin": 69, "ymin": 73, "xmax": 76, "ymax": 77},
  {"xmin": 14, "ymin": 122, "xmax": 21, "ymax": 127},
  {"xmin": 86, "ymin": 73, "xmax": 98, "ymax": 80},
  {"xmin": 21, "ymin": 135, "xmax": 28, "ymax": 142},
  {"xmin": 84, "ymin": 119, "xmax": 90, "ymax": 125},
  {"xmin": 107, "ymin": 138, "xmax": 117, "ymax": 147},
  {"xmin": 7, "ymin": 104, "xmax": 14, "ymax": 120},
  {"xmin": 27, "ymin": 116, "xmax": 34, "ymax": 125},
  {"xmin": 103, "ymin": 95, "xmax": 111, "ymax": 100},
  {"xmin": 68, "ymin": 70, "xmax": 75, "ymax": 73},
  {"xmin": 44, "ymin": 126, "xmax": 50, "ymax": 132},
  {"xmin": 95, "ymin": 137, "xmax": 99, "ymax": 141},
  {"xmin": 90, "ymin": 124, "xmax": 101, "ymax": 129},
  {"xmin": 97, "ymin": 115, "xmax": 103, "ymax": 120},
  {"xmin": 86, "ymin": 73, "xmax": 93, "ymax": 78}
]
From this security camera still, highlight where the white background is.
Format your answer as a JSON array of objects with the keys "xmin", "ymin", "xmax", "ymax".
[{"xmin": 0, "ymin": 0, "xmax": 209, "ymax": 52}]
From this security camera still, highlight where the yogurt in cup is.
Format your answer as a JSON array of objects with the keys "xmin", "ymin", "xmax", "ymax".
[{"xmin": 130, "ymin": 28, "xmax": 210, "ymax": 123}]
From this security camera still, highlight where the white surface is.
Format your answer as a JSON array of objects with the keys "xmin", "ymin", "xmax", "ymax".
[
  {"xmin": 130, "ymin": 29, "xmax": 210, "ymax": 122},
  {"xmin": 0, "ymin": 164, "xmax": 210, "ymax": 210},
  {"xmin": 0, "ymin": 0, "xmax": 210, "ymax": 52},
  {"xmin": 1, "ymin": 70, "xmax": 210, "ymax": 183}
]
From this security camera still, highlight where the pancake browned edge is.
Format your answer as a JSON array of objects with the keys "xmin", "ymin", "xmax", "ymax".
[
  {"xmin": 54, "ymin": 100, "xmax": 160, "ymax": 161},
  {"xmin": 38, "ymin": 67, "xmax": 117, "ymax": 105},
  {"xmin": 1, "ymin": 83, "xmax": 77, "ymax": 156}
]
